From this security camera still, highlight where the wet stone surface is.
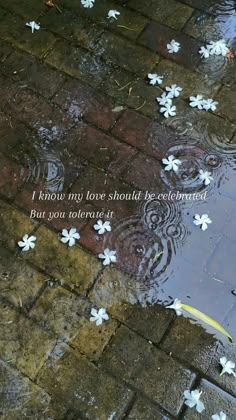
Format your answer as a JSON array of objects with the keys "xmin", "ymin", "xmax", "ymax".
[{"xmin": 0, "ymin": 0, "xmax": 236, "ymax": 418}]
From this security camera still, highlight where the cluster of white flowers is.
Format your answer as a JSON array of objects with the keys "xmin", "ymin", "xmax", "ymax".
[
  {"xmin": 189, "ymin": 95, "xmax": 218, "ymax": 112},
  {"xmin": 199, "ymin": 39, "xmax": 229, "ymax": 58},
  {"xmin": 18, "ymin": 218, "xmax": 115, "ymax": 328},
  {"xmin": 156, "ymin": 84, "xmax": 182, "ymax": 118}
]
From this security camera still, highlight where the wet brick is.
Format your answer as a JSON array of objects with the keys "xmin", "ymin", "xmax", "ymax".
[
  {"xmin": 0, "ymin": 246, "xmax": 46, "ymax": 309},
  {"xmin": 0, "ymin": 300, "xmax": 55, "ymax": 380},
  {"xmin": 0, "ymin": 199, "xmax": 37, "ymax": 251},
  {"xmin": 216, "ymin": 86, "xmax": 236, "ymax": 123},
  {"xmin": 46, "ymin": 40, "xmax": 111, "ymax": 87},
  {"xmin": 123, "ymin": 153, "xmax": 164, "ymax": 191},
  {"xmin": 206, "ymin": 340, "xmax": 236, "ymax": 399},
  {"xmin": 128, "ymin": 0, "xmax": 193, "ymax": 30},
  {"xmin": 0, "ymin": 40, "xmax": 12, "ymax": 62},
  {"xmin": 8, "ymin": 87, "xmax": 73, "ymax": 139},
  {"xmin": 66, "ymin": 124, "xmax": 136, "ymax": 175},
  {"xmin": 161, "ymin": 315, "xmax": 216, "ymax": 373},
  {"xmin": 22, "ymin": 224, "xmax": 101, "ymax": 293},
  {"xmin": 70, "ymin": 165, "xmax": 140, "ymax": 217},
  {"xmin": 101, "ymin": 325, "xmax": 196, "ymax": 417},
  {"xmin": 95, "ymin": 31, "xmax": 159, "ymax": 76},
  {"xmin": 125, "ymin": 78, "xmax": 163, "ymax": 119},
  {"xmin": 0, "ymin": 360, "xmax": 67, "ymax": 419},
  {"xmin": 127, "ymin": 398, "xmax": 171, "ymax": 420},
  {"xmin": 178, "ymin": 0, "xmax": 219, "ymax": 14},
  {"xmin": 0, "ymin": 0, "xmax": 47, "ymax": 19},
  {"xmin": 30, "ymin": 282, "xmax": 118, "ymax": 361},
  {"xmin": 52, "ymin": 78, "xmax": 119, "ymax": 130},
  {"xmin": 0, "ymin": 153, "xmax": 24, "ymax": 199},
  {"xmin": 156, "ymin": 58, "xmax": 220, "ymax": 99},
  {"xmin": 112, "ymin": 109, "xmax": 178, "ymax": 158},
  {"xmin": 183, "ymin": 379, "xmax": 236, "ymax": 419},
  {"xmin": 0, "ymin": 12, "xmax": 56, "ymax": 58},
  {"xmin": 184, "ymin": 11, "xmax": 224, "ymax": 42},
  {"xmin": 41, "ymin": 8, "xmax": 103, "ymax": 50},
  {"xmin": 138, "ymin": 22, "xmax": 201, "ymax": 70},
  {"xmin": 37, "ymin": 348, "xmax": 134, "ymax": 419}
]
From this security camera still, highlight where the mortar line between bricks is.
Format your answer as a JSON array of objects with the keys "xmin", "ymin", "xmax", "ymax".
[{"xmin": 180, "ymin": 7, "xmax": 197, "ymax": 33}]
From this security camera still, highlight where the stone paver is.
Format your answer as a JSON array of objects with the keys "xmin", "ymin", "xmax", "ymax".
[
  {"xmin": 0, "ymin": 300, "xmax": 55, "ymax": 380},
  {"xmin": 127, "ymin": 397, "xmax": 172, "ymax": 419},
  {"xmin": 183, "ymin": 379, "xmax": 236, "ymax": 419},
  {"xmin": 0, "ymin": 359, "xmax": 67, "ymax": 419},
  {"xmin": 22, "ymin": 225, "xmax": 101, "ymax": 292},
  {"xmin": 37, "ymin": 348, "xmax": 134, "ymax": 420},
  {"xmin": 101, "ymin": 325, "xmax": 196, "ymax": 417}
]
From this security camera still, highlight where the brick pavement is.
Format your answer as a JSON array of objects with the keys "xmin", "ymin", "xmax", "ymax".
[{"xmin": 0, "ymin": 0, "xmax": 236, "ymax": 418}]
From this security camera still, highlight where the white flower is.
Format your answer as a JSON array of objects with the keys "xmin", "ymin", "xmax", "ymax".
[
  {"xmin": 208, "ymin": 39, "xmax": 229, "ymax": 56},
  {"xmin": 81, "ymin": 0, "xmax": 95, "ymax": 8},
  {"xmin": 98, "ymin": 248, "xmax": 117, "ymax": 265},
  {"xmin": 94, "ymin": 220, "xmax": 111, "ymax": 235},
  {"xmin": 107, "ymin": 10, "xmax": 120, "ymax": 20},
  {"xmin": 166, "ymin": 84, "xmax": 182, "ymax": 98},
  {"xmin": 198, "ymin": 170, "xmax": 214, "ymax": 186},
  {"xmin": 90, "ymin": 308, "xmax": 109, "ymax": 326},
  {"xmin": 166, "ymin": 298, "xmax": 182, "ymax": 316},
  {"xmin": 167, "ymin": 39, "xmax": 181, "ymax": 54},
  {"xmin": 25, "ymin": 21, "xmax": 40, "ymax": 33},
  {"xmin": 148, "ymin": 73, "xmax": 163, "ymax": 86},
  {"xmin": 184, "ymin": 389, "xmax": 205, "ymax": 413},
  {"xmin": 18, "ymin": 234, "xmax": 36, "ymax": 251},
  {"xmin": 160, "ymin": 102, "xmax": 176, "ymax": 118},
  {"xmin": 162, "ymin": 155, "xmax": 182, "ymax": 172},
  {"xmin": 199, "ymin": 45, "xmax": 210, "ymax": 58},
  {"xmin": 202, "ymin": 98, "xmax": 218, "ymax": 111},
  {"xmin": 156, "ymin": 92, "xmax": 172, "ymax": 106},
  {"xmin": 193, "ymin": 214, "xmax": 212, "ymax": 231},
  {"xmin": 189, "ymin": 95, "xmax": 204, "ymax": 109},
  {"xmin": 60, "ymin": 228, "xmax": 80, "ymax": 247},
  {"xmin": 220, "ymin": 357, "xmax": 236, "ymax": 377},
  {"xmin": 212, "ymin": 412, "xmax": 227, "ymax": 420}
]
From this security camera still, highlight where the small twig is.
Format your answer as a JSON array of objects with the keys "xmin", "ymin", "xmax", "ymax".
[
  {"xmin": 117, "ymin": 25, "xmax": 139, "ymax": 31},
  {"xmin": 135, "ymin": 100, "xmax": 146, "ymax": 110},
  {"xmin": 118, "ymin": 81, "xmax": 132, "ymax": 91}
]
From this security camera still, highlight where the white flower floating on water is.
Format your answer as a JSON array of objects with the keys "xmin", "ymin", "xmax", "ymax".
[
  {"xmin": 199, "ymin": 39, "xmax": 229, "ymax": 58},
  {"xmin": 90, "ymin": 308, "xmax": 109, "ymax": 326},
  {"xmin": 81, "ymin": 0, "xmax": 95, "ymax": 8},
  {"xmin": 198, "ymin": 170, "xmax": 214, "ymax": 186},
  {"xmin": 199, "ymin": 46, "xmax": 210, "ymax": 58},
  {"xmin": 202, "ymin": 98, "xmax": 218, "ymax": 111},
  {"xmin": 166, "ymin": 84, "xmax": 182, "ymax": 98},
  {"xmin": 148, "ymin": 73, "xmax": 163, "ymax": 86},
  {"xmin": 156, "ymin": 92, "xmax": 172, "ymax": 106},
  {"xmin": 94, "ymin": 220, "xmax": 111, "ymax": 235},
  {"xmin": 183, "ymin": 389, "xmax": 205, "ymax": 413},
  {"xmin": 166, "ymin": 298, "xmax": 182, "ymax": 316},
  {"xmin": 189, "ymin": 95, "xmax": 218, "ymax": 112},
  {"xmin": 107, "ymin": 10, "xmax": 120, "ymax": 20},
  {"xmin": 99, "ymin": 248, "xmax": 117, "ymax": 265},
  {"xmin": 193, "ymin": 214, "xmax": 212, "ymax": 231},
  {"xmin": 18, "ymin": 234, "xmax": 37, "ymax": 252},
  {"xmin": 160, "ymin": 101, "xmax": 176, "ymax": 118},
  {"xmin": 162, "ymin": 155, "xmax": 182, "ymax": 172},
  {"xmin": 60, "ymin": 228, "xmax": 80, "ymax": 247},
  {"xmin": 167, "ymin": 39, "xmax": 181, "ymax": 54},
  {"xmin": 25, "ymin": 21, "xmax": 40, "ymax": 33},
  {"xmin": 212, "ymin": 412, "xmax": 227, "ymax": 420},
  {"xmin": 189, "ymin": 95, "xmax": 204, "ymax": 110},
  {"xmin": 220, "ymin": 357, "xmax": 236, "ymax": 377}
]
